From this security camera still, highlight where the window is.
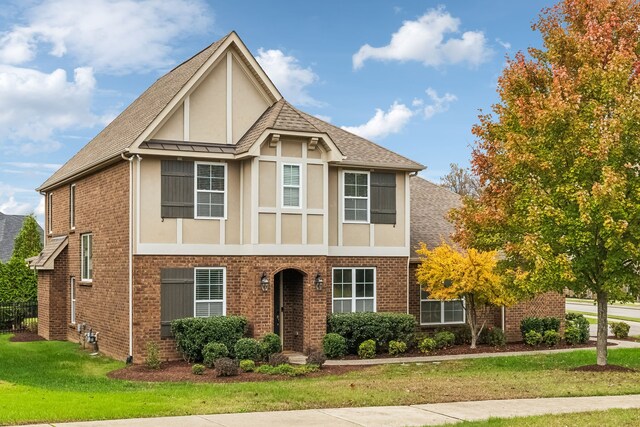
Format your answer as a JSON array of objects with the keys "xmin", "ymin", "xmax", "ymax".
[
  {"xmin": 344, "ymin": 171, "xmax": 369, "ymax": 222},
  {"xmin": 81, "ymin": 234, "xmax": 92, "ymax": 282},
  {"xmin": 282, "ymin": 164, "xmax": 301, "ymax": 208},
  {"xmin": 195, "ymin": 162, "xmax": 226, "ymax": 219},
  {"xmin": 194, "ymin": 268, "xmax": 226, "ymax": 317},
  {"xmin": 70, "ymin": 184, "xmax": 76, "ymax": 230},
  {"xmin": 70, "ymin": 277, "xmax": 76, "ymax": 324},
  {"xmin": 47, "ymin": 193, "xmax": 53, "ymax": 234},
  {"xmin": 420, "ymin": 290, "xmax": 465, "ymax": 325},
  {"xmin": 332, "ymin": 267, "xmax": 375, "ymax": 313}
]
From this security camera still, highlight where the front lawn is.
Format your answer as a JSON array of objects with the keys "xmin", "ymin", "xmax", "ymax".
[
  {"xmin": 448, "ymin": 408, "xmax": 640, "ymax": 426},
  {"xmin": 1, "ymin": 334, "xmax": 640, "ymax": 425}
]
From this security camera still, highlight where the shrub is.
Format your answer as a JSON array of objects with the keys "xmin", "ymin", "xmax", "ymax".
[
  {"xmin": 171, "ymin": 316, "xmax": 248, "ymax": 362},
  {"xmin": 485, "ymin": 328, "xmax": 506, "ymax": 347},
  {"xmin": 524, "ymin": 330, "xmax": 543, "ymax": 346},
  {"xmin": 564, "ymin": 326, "xmax": 582, "ymax": 345},
  {"xmin": 306, "ymin": 350, "xmax": 326, "ymax": 367},
  {"xmin": 610, "ymin": 322, "xmax": 631, "ymax": 339},
  {"xmin": 388, "ymin": 340, "xmax": 407, "ymax": 356},
  {"xmin": 327, "ymin": 312, "xmax": 416, "ymax": 352},
  {"xmin": 255, "ymin": 364, "xmax": 319, "ymax": 376},
  {"xmin": 322, "ymin": 333, "xmax": 347, "ymax": 358},
  {"xmin": 542, "ymin": 330, "xmax": 560, "ymax": 347},
  {"xmin": 145, "ymin": 341, "xmax": 161, "ymax": 370},
  {"xmin": 261, "ymin": 333, "xmax": 282, "ymax": 357},
  {"xmin": 358, "ymin": 339, "xmax": 376, "ymax": 359},
  {"xmin": 234, "ymin": 338, "xmax": 262, "ymax": 361},
  {"xmin": 521, "ymin": 316, "xmax": 561, "ymax": 338},
  {"xmin": 268, "ymin": 352, "xmax": 289, "ymax": 367},
  {"xmin": 239, "ymin": 359, "xmax": 255, "ymax": 372},
  {"xmin": 214, "ymin": 357, "xmax": 238, "ymax": 377},
  {"xmin": 565, "ymin": 313, "xmax": 590, "ymax": 343},
  {"xmin": 191, "ymin": 364, "xmax": 205, "ymax": 375},
  {"xmin": 22, "ymin": 317, "xmax": 38, "ymax": 333},
  {"xmin": 434, "ymin": 331, "xmax": 456, "ymax": 349},
  {"xmin": 418, "ymin": 337, "xmax": 437, "ymax": 354},
  {"xmin": 451, "ymin": 327, "xmax": 472, "ymax": 345},
  {"xmin": 542, "ymin": 317, "xmax": 561, "ymax": 333},
  {"xmin": 202, "ymin": 342, "xmax": 228, "ymax": 368}
]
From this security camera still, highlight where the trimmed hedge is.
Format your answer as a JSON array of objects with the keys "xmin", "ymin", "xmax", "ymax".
[
  {"xmin": 565, "ymin": 313, "xmax": 590, "ymax": 344},
  {"xmin": 520, "ymin": 316, "xmax": 561, "ymax": 337},
  {"xmin": 323, "ymin": 333, "xmax": 347, "ymax": 359},
  {"xmin": 234, "ymin": 338, "xmax": 262, "ymax": 361},
  {"xmin": 171, "ymin": 316, "xmax": 248, "ymax": 362},
  {"xmin": 327, "ymin": 312, "xmax": 416, "ymax": 352}
]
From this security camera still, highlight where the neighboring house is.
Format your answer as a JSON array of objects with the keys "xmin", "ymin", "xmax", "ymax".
[
  {"xmin": 0, "ymin": 212, "xmax": 43, "ymax": 262},
  {"xmin": 32, "ymin": 32, "xmax": 563, "ymax": 362}
]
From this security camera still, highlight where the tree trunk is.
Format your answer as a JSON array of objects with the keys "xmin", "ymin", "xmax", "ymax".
[
  {"xmin": 596, "ymin": 290, "xmax": 608, "ymax": 366},
  {"xmin": 467, "ymin": 295, "xmax": 477, "ymax": 349}
]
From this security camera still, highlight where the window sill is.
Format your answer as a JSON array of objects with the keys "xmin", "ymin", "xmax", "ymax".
[
  {"xmin": 79, "ymin": 281, "xmax": 93, "ymax": 287},
  {"xmin": 420, "ymin": 322, "xmax": 466, "ymax": 327}
]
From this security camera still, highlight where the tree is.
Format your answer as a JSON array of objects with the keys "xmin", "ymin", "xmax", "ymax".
[
  {"xmin": 416, "ymin": 243, "xmax": 515, "ymax": 348},
  {"xmin": 440, "ymin": 163, "xmax": 481, "ymax": 198},
  {"xmin": 11, "ymin": 214, "xmax": 42, "ymax": 262},
  {"xmin": 453, "ymin": 0, "xmax": 640, "ymax": 365},
  {"xmin": 0, "ymin": 214, "xmax": 41, "ymax": 302}
]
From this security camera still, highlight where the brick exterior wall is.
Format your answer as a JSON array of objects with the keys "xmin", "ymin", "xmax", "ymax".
[
  {"xmin": 132, "ymin": 255, "xmax": 408, "ymax": 361},
  {"xmin": 39, "ymin": 161, "xmax": 130, "ymax": 360}
]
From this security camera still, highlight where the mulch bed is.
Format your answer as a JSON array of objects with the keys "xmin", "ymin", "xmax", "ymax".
[
  {"xmin": 9, "ymin": 332, "xmax": 45, "ymax": 342},
  {"xmin": 571, "ymin": 364, "xmax": 637, "ymax": 373},
  {"xmin": 108, "ymin": 361, "xmax": 366, "ymax": 383},
  {"xmin": 339, "ymin": 339, "xmax": 608, "ymax": 360}
]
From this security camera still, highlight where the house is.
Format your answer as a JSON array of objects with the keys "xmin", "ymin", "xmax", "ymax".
[
  {"xmin": 32, "ymin": 32, "xmax": 564, "ymax": 362},
  {"xmin": 0, "ymin": 212, "xmax": 43, "ymax": 262}
]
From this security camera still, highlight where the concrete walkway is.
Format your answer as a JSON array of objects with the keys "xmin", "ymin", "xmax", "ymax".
[
  {"xmin": 19, "ymin": 395, "xmax": 640, "ymax": 427},
  {"xmin": 287, "ymin": 338, "xmax": 640, "ymax": 366}
]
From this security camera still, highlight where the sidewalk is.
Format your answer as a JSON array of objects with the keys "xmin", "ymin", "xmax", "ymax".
[
  {"xmin": 287, "ymin": 338, "xmax": 640, "ymax": 366},
  {"xmin": 18, "ymin": 394, "xmax": 640, "ymax": 427}
]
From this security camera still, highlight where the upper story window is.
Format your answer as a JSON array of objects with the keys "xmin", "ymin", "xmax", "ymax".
[
  {"xmin": 194, "ymin": 267, "xmax": 226, "ymax": 317},
  {"xmin": 47, "ymin": 193, "xmax": 53, "ymax": 234},
  {"xmin": 282, "ymin": 164, "xmax": 301, "ymax": 208},
  {"xmin": 420, "ymin": 290, "xmax": 465, "ymax": 325},
  {"xmin": 332, "ymin": 267, "xmax": 375, "ymax": 313},
  {"xmin": 344, "ymin": 171, "xmax": 369, "ymax": 222},
  {"xmin": 81, "ymin": 233, "xmax": 93, "ymax": 282},
  {"xmin": 70, "ymin": 184, "xmax": 76, "ymax": 230},
  {"xmin": 195, "ymin": 162, "xmax": 226, "ymax": 219}
]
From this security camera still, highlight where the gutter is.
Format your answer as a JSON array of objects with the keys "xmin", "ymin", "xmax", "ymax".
[{"xmin": 121, "ymin": 152, "xmax": 136, "ymax": 364}]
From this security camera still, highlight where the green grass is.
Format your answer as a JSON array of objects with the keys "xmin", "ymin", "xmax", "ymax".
[
  {"xmin": 446, "ymin": 408, "xmax": 640, "ymax": 426},
  {"xmin": 566, "ymin": 298, "xmax": 640, "ymax": 307},
  {"xmin": 2, "ymin": 334, "xmax": 640, "ymax": 425},
  {"xmin": 566, "ymin": 310, "xmax": 640, "ymax": 324}
]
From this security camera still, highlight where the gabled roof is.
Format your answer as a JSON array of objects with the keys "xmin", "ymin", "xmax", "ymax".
[
  {"xmin": 28, "ymin": 235, "xmax": 67, "ymax": 270},
  {"xmin": 0, "ymin": 212, "xmax": 44, "ymax": 262},
  {"xmin": 410, "ymin": 176, "xmax": 462, "ymax": 260}
]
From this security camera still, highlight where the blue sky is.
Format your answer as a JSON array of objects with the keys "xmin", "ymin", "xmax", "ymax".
[{"xmin": 0, "ymin": 0, "xmax": 553, "ymax": 224}]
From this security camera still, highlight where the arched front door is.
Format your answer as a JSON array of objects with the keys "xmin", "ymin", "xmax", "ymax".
[{"xmin": 273, "ymin": 269, "xmax": 305, "ymax": 352}]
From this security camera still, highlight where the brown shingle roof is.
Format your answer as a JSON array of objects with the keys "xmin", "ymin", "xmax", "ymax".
[
  {"xmin": 410, "ymin": 176, "xmax": 461, "ymax": 259},
  {"xmin": 28, "ymin": 236, "xmax": 67, "ymax": 270},
  {"xmin": 38, "ymin": 34, "xmax": 232, "ymax": 190}
]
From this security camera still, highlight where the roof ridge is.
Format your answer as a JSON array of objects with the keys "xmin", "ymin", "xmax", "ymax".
[
  {"xmin": 277, "ymin": 100, "xmax": 320, "ymax": 132},
  {"xmin": 168, "ymin": 32, "xmax": 232, "ymax": 73}
]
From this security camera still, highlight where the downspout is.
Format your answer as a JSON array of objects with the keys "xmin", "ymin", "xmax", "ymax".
[
  {"xmin": 406, "ymin": 258, "xmax": 410, "ymax": 314},
  {"xmin": 501, "ymin": 306, "xmax": 506, "ymax": 332},
  {"xmin": 121, "ymin": 152, "xmax": 135, "ymax": 364}
]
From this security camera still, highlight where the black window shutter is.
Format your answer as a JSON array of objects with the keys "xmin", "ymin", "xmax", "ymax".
[
  {"xmin": 160, "ymin": 268, "xmax": 194, "ymax": 338},
  {"xmin": 161, "ymin": 160, "xmax": 194, "ymax": 218},
  {"xmin": 370, "ymin": 172, "xmax": 396, "ymax": 224}
]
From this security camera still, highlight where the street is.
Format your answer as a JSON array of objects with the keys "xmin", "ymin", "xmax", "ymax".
[{"xmin": 566, "ymin": 300, "xmax": 640, "ymax": 337}]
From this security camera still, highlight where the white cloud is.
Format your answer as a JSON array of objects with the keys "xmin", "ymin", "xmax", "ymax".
[
  {"xmin": 0, "ymin": 65, "xmax": 97, "ymax": 151},
  {"xmin": 313, "ymin": 114, "xmax": 332, "ymax": 123},
  {"xmin": 256, "ymin": 48, "xmax": 322, "ymax": 107},
  {"xmin": 353, "ymin": 7, "xmax": 491, "ymax": 69},
  {"xmin": 4, "ymin": 162, "xmax": 62, "ymax": 170},
  {"xmin": 0, "ymin": 182, "xmax": 35, "ymax": 215},
  {"xmin": 412, "ymin": 98, "xmax": 424, "ymax": 107},
  {"xmin": 422, "ymin": 87, "xmax": 457, "ymax": 119},
  {"xmin": 0, "ymin": 0, "xmax": 212, "ymax": 74},
  {"xmin": 341, "ymin": 102, "xmax": 414, "ymax": 140},
  {"xmin": 496, "ymin": 38, "xmax": 511, "ymax": 50}
]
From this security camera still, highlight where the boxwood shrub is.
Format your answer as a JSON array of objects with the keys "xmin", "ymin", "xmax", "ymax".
[
  {"xmin": 171, "ymin": 316, "xmax": 248, "ymax": 362},
  {"xmin": 520, "ymin": 316, "xmax": 561, "ymax": 337},
  {"xmin": 327, "ymin": 312, "xmax": 416, "ymax": 352},
  {"xmin": 565, "ymin": 313, "xmax": 590, "ymax": 343}
]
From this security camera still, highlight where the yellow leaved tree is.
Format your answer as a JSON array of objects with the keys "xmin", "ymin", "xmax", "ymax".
[{"xmin": 416, "ymin": 243, "xmax": 515, "ymax": 348}]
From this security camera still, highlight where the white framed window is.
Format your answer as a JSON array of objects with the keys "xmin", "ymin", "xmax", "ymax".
[
  {"xmin": 332, "ymin": 267, "xmax": 376, "ymax": 313},
  {"xmin": 81, "ymin": 233, "xmax": 93, "ymax": 282},
  {"xmin": 343, "ymin": 171, "xmax": 369, "ymax": 223},
  {"xmin": 70, "ymin": 184, "xmax": 76, "ymax": 230},
  {"xmin": 70, "ymin": 277, "xmax": 76, "ymax": 324},
  {"xmin": 195, "ymin": 162, "xmax": 226, "ymax": 219},
  {"xmin": 282, "ymin": 163, "xmax": 301, "ymax": 208},
  {"xmin": 47, "ymin": 192, "xmax": 53, "ymax": 234},
  {"xmin": 194, "ymin": 267, "xmax": 226, "ymax": 317},
  {"xmin": 420, "ymin": 290, "xmax": 465, "ymax": 325}
]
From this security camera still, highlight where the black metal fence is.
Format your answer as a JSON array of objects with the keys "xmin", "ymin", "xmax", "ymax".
[{"xmin": 0, "ymin": 301, "xmax": 37, "ymax": 333}]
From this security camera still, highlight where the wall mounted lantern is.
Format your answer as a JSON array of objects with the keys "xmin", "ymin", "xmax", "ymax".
[
  {"xmin": 314, "ymin": 273, "xmax": 324, "ymax": 291},
  {"xmin": 260, "ymin": 272, "xmax": 269, "ymax": 292}
]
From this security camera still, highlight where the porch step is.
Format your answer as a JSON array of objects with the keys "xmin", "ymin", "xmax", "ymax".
[{"xmin": 283, "ymin": 351, "xmax": 307, "ymax": 365}]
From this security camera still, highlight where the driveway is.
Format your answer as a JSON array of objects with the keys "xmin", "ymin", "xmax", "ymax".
[{"xmin": 566, "ymin": 300, "xmax": 640, "ymax": 337}]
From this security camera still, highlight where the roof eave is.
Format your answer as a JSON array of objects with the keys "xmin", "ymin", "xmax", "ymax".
[
  {"xmin": 37, "ymin": 154, "xmax": 124, "ymax": 193},
  {"xmin": 333, "ymin": 159, "xmax": 425, "ymax": 172}
]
